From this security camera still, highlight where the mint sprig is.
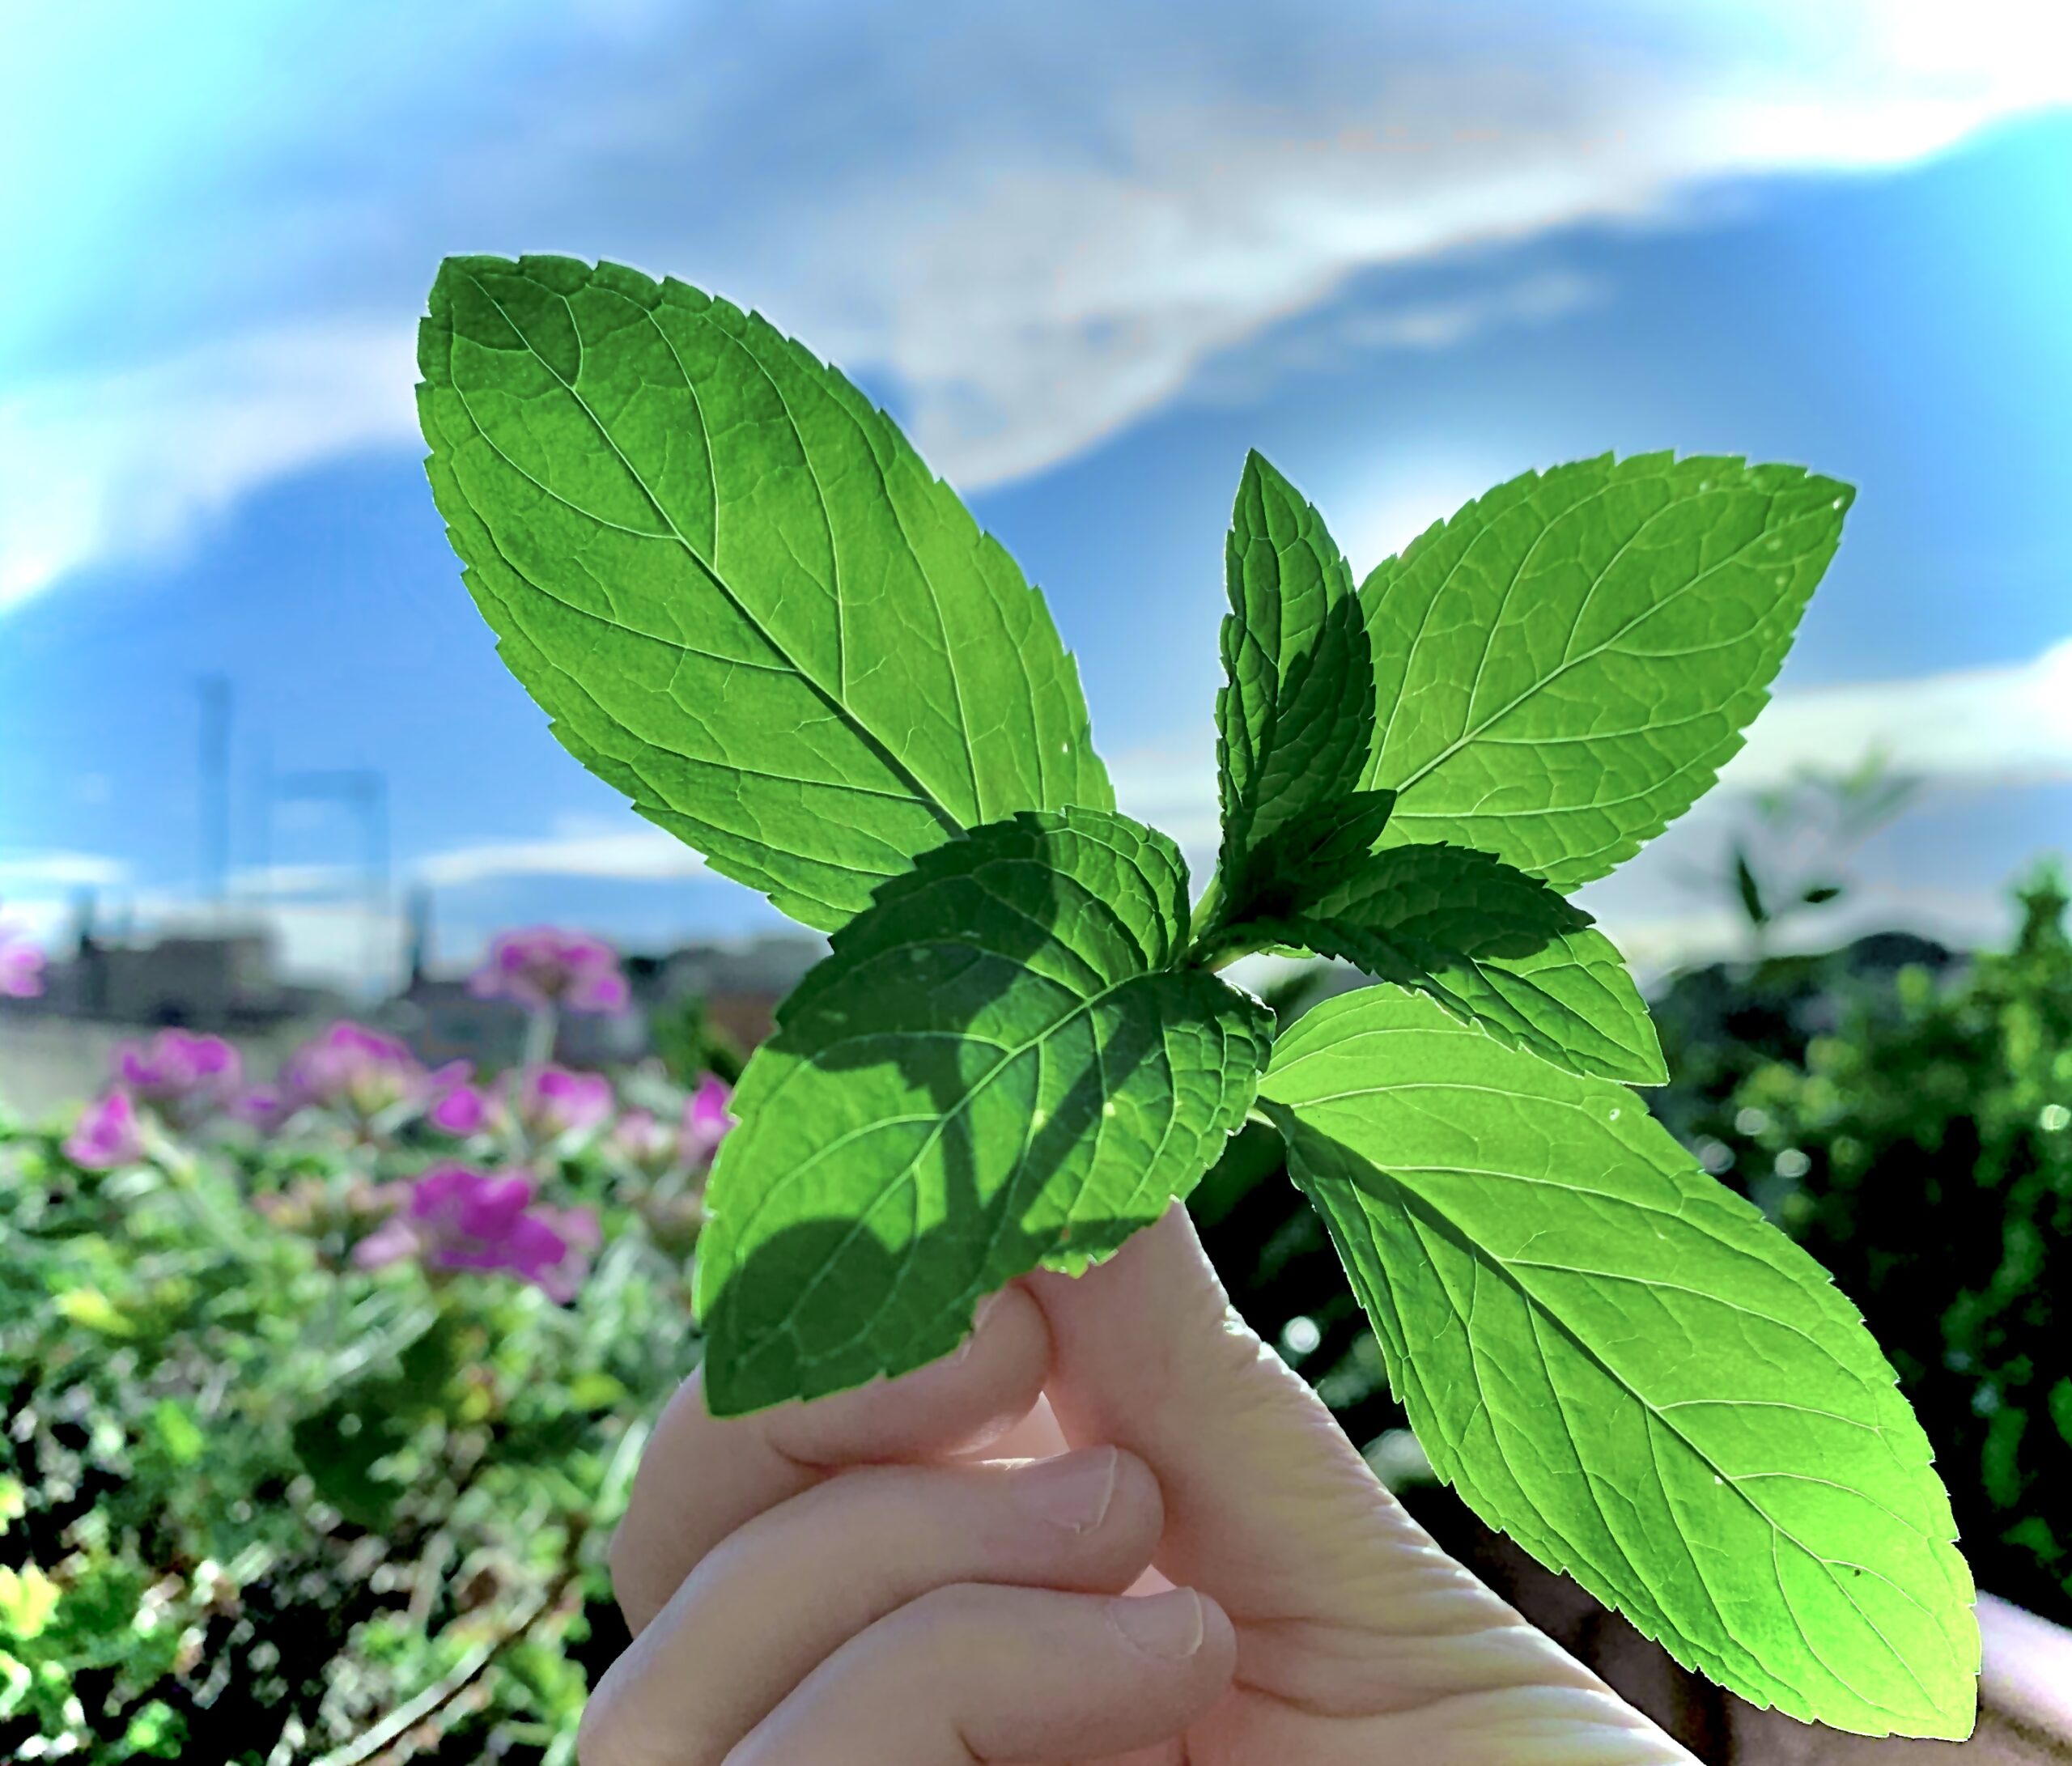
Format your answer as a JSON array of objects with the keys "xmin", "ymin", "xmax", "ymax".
[{"xmin": 421, "ymin": 255, "xmax": 1975, "ymax": 1738}]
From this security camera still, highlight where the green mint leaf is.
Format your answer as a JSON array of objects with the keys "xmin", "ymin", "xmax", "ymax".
[
  {"xmin": 695, "ymin": 806, "xmax": 1272, "ymax": 1415},
  {"xmin": 417, "ymin": 255, "xmax": 1111, "ymax": 932},
  {"xmin": 1229, "ymin": 841, "xmax": 1665, "ymax": 1085},
  {"xmin": 1213, "ymin": 451, "xmax": 1376, "ymax": 918},
  {"xmin": 1361, "ymin": 453, "xmax": 1852, "ymax": 890},
  {"xmin": 1259, "ymin": 986, "xmax": 1977, "ymax": 1739}
]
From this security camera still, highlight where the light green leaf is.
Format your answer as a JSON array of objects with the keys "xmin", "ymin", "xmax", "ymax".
[
  {"xmin": 696, "ymin": 806, "xmax": 1272, "ymax": 1415},
  {"xmin": 1213, "ymin": 452, "xmax": 1375, "ymax": 916},
  {"xmin": 418, "ymin": 255, "xmax": 1110, "ymax": 932},
  {"xmin": 1230, "ymin": 841, "xmax": 1665, "ymax": 1084},
  {"xmin": 1361, "ymin": 453, "xmax": 1851, "ymax": 889},
  {"xmin": 1260, "ymin": 986, "xmax": 1976, "ymax": 1738},
  {"xmin": 149, "ymin": 1399, "xmax": 205, "ymax": 1467}
]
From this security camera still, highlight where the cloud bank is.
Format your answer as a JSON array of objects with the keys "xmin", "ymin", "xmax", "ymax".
[{"xmin": 3, "ymin": 0, "xmax": 2068, "ymax": 611}]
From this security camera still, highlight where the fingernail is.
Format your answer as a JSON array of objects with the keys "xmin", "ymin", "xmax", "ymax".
[
  {"xmin": 949, "ymin": 1291, "xmax": 1006, "ymax": 1364},
  {"xmin": 1107, "ymin": 1588, "xmax": 1204, "ymax": 1659},
  {"xmin": 1015, "ymin": 1446, "xmax": 1118, "ymax": 1532}
]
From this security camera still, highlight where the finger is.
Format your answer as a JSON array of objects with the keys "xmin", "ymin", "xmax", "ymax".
[
  {"xmin": 721, "ymin": 1584, "xmax": 1234, "ymax": 1766},
  {"xmin": 582, "ymin": 1448, "xmax": 1162, "ymax": 1764},
  {"xmin": 611, "ymin": 1282, "xmax": 1049, "ymax": 1632},
  {"xmin": 1026, "ymin": 1204, "xmax": 1652, "ymax": 1711},
  {"xmin": 1026, "ymin": 1202, "xmax": 1406, "ymax": 1621}
]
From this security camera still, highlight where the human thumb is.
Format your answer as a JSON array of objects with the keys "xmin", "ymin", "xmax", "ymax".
[{"xmin": 1023, "ymin": 1199, "xmax": 1464, "ymax": 1629}]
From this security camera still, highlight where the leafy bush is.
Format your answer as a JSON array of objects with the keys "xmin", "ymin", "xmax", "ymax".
[{"xmin": 0, "ymin": 954, "xmax": 728, "ymax": 1763}]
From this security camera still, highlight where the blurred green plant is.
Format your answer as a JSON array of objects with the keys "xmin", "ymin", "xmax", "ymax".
[
  {"xmin": 0, "ymin": 1028, "xmax": 723, "ymax": 1763},
  {"xmin": 1716, "ymin": 749, "xmax": 1920, "ymax": 951}
]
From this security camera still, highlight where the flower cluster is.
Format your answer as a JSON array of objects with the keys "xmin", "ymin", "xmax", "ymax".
[
  {"xmin": 0, "ymin": 909, "xmax": 45, "ymax": 999},
  {"xmin": 64, "ymin": 1088, "xmax": 144, "ymax": 1170},
  {"xmin": 609, "ymin": 1073, "xmax": 735, "ymax": 1175},
  {"xmin": 274, "ymin": 1021, "xmax": 461, "ymax": 1125},
  {"xmin": 354, "ymin": 1164, "xmax": 600, "ymax": 1302},
  {"xmin": 469, "ymin": 927, "xmax": 629, "ymax": 1015},
  {"xmin": 46, "ymin": 925, "xmax": 741, "ymax": 1308},
  {"xmin": 426, "ymin": 1062, "xmax": 615, "ymax": 1144},
  {"xmin": 117, "ymin": 1029, "xmax": 243, "ymax": 1119}
]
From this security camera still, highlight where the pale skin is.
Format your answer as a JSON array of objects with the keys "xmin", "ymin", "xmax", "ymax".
[{"xmin": 581, "ymin": 1203, "xmax": 1696, "ymax": 1765}]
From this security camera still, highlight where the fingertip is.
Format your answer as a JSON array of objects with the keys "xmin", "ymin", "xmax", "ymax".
[
  {"xmin": 764, "ymin": 1280, "xmax": 1051, "ymax": 1463},
  {"xmin": 611, "ymin": 1283, "xmax": 1051, "ymax": 1637},
  {"xmin": 1107, "ymin": 1586, "xmax": 1237, "ymax": 1677}
]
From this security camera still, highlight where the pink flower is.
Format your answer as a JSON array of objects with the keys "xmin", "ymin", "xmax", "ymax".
[
  {"xmin": 0, "ymin": 916, "xmax": 44, "ymax": 999},
  {"xmin": 469, "ymin": 927, "xmax": 629, "ymax": 1016},
  {"xmin": 65, "ymin": 1089, "xmax": 144, "ymax": 1170},
  {"xmin": 610, "ymin": 1074, "xmax": 734, "ymax": 1177},
  {"xmin": 681, "ymin": 1073, "xmax": 736, "ymax": 1169},
  {"xmin": 115, "ymin": 1029, "xmax": 243, "ymax": 1114},
  {"xmin": 353, "ymin": 1163, "xmax": 599, "ymax": 1301},
  {"xmin": 278, "ymin": 1021, "xmax": 428, "ymax": 1120},
  {"xmin": 427, "ymin": 1078, "xmax": 499, "ymax": 1137},
  {"xmin": 503, "ymin": 1063, "xmax": 614, "ymax": 1140}
]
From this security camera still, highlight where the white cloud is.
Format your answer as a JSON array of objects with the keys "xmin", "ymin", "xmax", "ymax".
[
  {"xmin": 4, "ymin": 2, "xmax": 2070, "ymax": 609},
  {"xmin": 808, "ymin": 2, "xmax": 2072, "ymax": 486},
  {"xmin": 1182, "ymin": 270, "xmax": 1603, "ymax": 410},
  {"xmin": 0, "ymin": 321, "xmax": 418, "ymax": 612},
  {"xmin": 1723, "ymin": 638, "xmax": 2072, "ymax": 792},
  {"xmin": 0, "ymin": 851, "xmax": 130, "ymax": 891},
  {"xmin": 414, "ymin": 819, "xmax": 711, "ymax": 889},
  {"xmin": 226, "ymin": 864, "xmax": 362, "ymax": 900}
]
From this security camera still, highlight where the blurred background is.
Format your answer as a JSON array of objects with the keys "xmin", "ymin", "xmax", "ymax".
[{"xmin": 1, "ymin": 2, "xmax": 2068, "ymax": 1761}]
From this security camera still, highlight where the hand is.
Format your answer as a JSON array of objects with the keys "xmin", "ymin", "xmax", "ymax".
[{"xmin": 582, "ymin": 1203, "xmax": 1692, "ymax": 1764}]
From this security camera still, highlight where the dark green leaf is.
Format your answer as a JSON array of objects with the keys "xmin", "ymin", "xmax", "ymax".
[
  {"xmin": 1232, "ymin": 841, "xmax": 1665, "ymax": 1085},
  {"xmin": 696, "ymin": 807, "xmax": 1273, "ymax": 1414},
  {"xmin": 418, "ymin": 255, "xmax": 1111, "ymax": 932},
  {"xmin": 1213, "ymin": 452, "xmax": 1377, "ymax": 918},
  {"xmin": 1734, "ymin": 844, "xmax": 1771, "ymax": 928}
]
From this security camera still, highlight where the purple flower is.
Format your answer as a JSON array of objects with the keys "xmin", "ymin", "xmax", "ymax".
[
  {"xmin": 0, "ymin": 917, "xmax": 44, "ymax": 999},
  {"xmin": 278, "ymin": 1021, "xmax": 429, "ymax": 1120},
  {"xmin": 610, "ymin": 1075, "xmax": 733, "ymax": 1178},
  {"xmin": 353, "ymin": 1163, "xmax": 600, "ymax": 1301},
  {"xmin": 231, "ymin": 1085, "xmax": 288, "ymax": 1131},
  {"xmin": 469, "ymin": 927, "xmax": 629, "ymax": 1016},
  {"xmin": 65, "ymin": 1089, "xmax": 144, "ymax": 1170},
  {"xmin": 503, "ymin": 1063, "xmax": 614, "ymax": 1140},
  {"xmin": 427, "ymin": 1077, "xmax": 499, "ymax": 1137},
  {"xmin": 681, "ymin": 1073, "xmax": 737, "ymax": 1169},
  {"xmin": 115, "ymin": 1029, "xmax": 243, "ymax": 1114}
]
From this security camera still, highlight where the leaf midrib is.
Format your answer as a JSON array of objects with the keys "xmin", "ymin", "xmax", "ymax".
[
  {"xmin": 1385, "ymin": 490, "xmax": 1827, "ymax": 801},
  {"xmin": 452, "ymin": 267, "xmax": 963, "ymax": 839}
]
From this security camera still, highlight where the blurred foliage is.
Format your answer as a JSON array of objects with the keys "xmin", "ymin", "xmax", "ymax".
[
  {"xmin": 648, "ymin": 995, "xmax": 745, "ymax": 1090},
  {"xmin": 0, "ymin": 1060, "xmax": 709, "ymax": 1763}
]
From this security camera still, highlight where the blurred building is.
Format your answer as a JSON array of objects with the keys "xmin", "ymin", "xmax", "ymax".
[{"xmin": 3, "ymin": 898, "xmax": 344, "ymax": 1032}]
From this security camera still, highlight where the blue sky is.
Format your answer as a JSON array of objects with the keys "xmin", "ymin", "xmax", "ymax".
[{"xmin": 2, "ymin": 1, "xmax": 2069, "ymax": 984}]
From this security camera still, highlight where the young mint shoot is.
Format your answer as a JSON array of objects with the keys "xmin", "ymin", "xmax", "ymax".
[{"xmin": 419, "ymin": 254, "xmax": 1978, "ymax": 1738}]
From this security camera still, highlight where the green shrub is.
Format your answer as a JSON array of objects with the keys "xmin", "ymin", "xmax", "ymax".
[{"xmin": 0, "ymin": 1037, "xmax": 720, "ymax": 1763}]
